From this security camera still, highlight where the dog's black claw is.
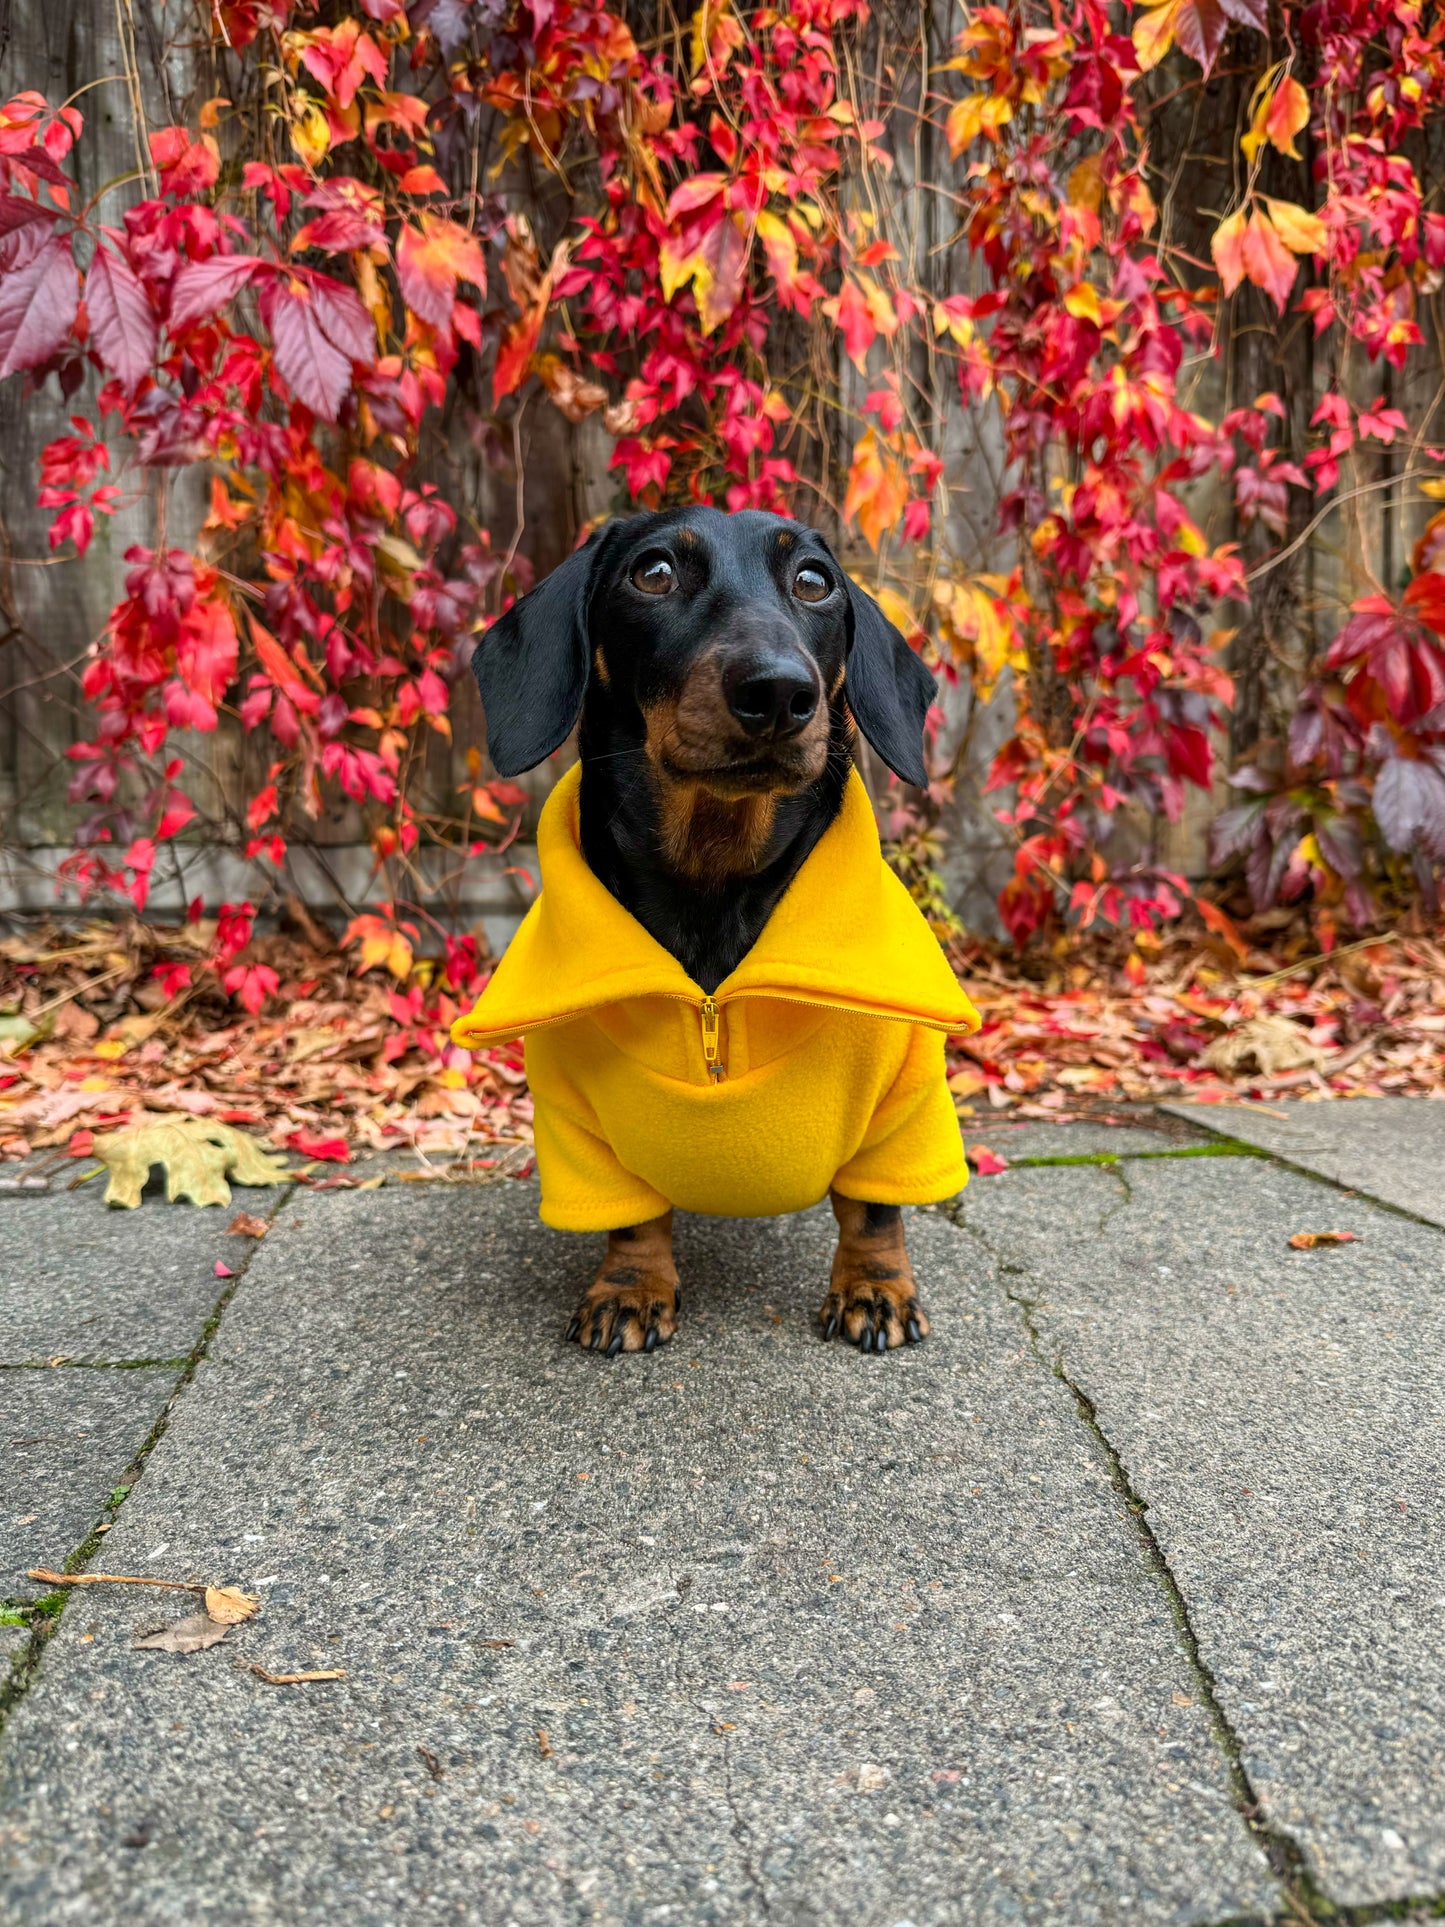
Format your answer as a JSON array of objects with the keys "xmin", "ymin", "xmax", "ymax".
[
  {"xmin": 875, "ymin": 1321, "xmax": 890, "ymax": 1353},
  {"xmin": 905, "ymin": 1316, "xmax": 922, "ymax": 1344},
  {"xmin": 644, "ymin": 1325, "xmax": 659, "ymax": 1352},
  {"xmin": 823, "ymin": 1313, "xmax": 839, "ymax": 1341},
  {"xmin": 566, "ymin": 1315, "xmax": 581, "ymax": 1342},
  {"xmin": 589, "ymin": 1323, "xmax": 604, "ymax": 1350},
  {"xmin": 606, "ymin": 1329, "xmax": 625, "ymax": 1358}
]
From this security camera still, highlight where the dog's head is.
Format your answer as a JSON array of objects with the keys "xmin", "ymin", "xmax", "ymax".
[{"xmin": 471, "ymin": 507, "xmax": 935, "ymax": 794}]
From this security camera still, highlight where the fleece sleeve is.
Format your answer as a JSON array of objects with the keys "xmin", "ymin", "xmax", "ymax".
[
  {"xmin": 525, "ymin": 1034, "xmax": 672, "ymax": 1233},
  {"xmin": 830, "ymin": 1024, "xmax": 969, "ymax": 1206}
]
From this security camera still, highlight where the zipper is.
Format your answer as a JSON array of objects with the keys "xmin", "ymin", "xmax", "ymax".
[{"xmin": 699, "ymin": 996, "xmax": 723, "ymax": 1080}]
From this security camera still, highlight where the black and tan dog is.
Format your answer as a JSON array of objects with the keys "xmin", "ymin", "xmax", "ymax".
[{"xmin": 452, "ymin": 506, "xmax": 979, "ymax": 1355}]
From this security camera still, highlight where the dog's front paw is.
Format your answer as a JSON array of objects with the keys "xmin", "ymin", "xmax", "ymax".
[
  {"xmin": 819, "ymin": 1268, "xmax": 929, "ymax": 1355},
  {"xmin": 567, "ymin": 1269, "xmax": 679, "ymax": 1358}
]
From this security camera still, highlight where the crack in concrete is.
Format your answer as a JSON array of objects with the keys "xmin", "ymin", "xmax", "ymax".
[
  {"xmin": 1195, "ymin": 1889, "xmax": 1445, "ymax": 1927},
  {"xmin": 935, "ymin": 1193, "xmax": 1330, "ymax": 1923},
  {"xmin": 0, "ymin": 1187, "xmax": 291, "ymax": 1738},
  {"xmin": 720, "ymin": 1726, "xmax": 773, "ymax": 1918},
  {"xmin": 1164, "ymin": 1116, "xmax": 1445, "ymax": 1235},
  {"xmin": 1096, "ymin": 1160, "xmax": 1133, "ymax": 1237}
]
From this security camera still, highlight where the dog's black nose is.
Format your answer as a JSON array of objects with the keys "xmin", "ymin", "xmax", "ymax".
[{"xmin": 722, "ymin": 655, "xmax": 820, "ymax": 739}]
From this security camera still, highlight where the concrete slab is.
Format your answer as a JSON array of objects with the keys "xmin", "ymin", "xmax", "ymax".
[
  {"xmin": 0, "ymin": 1185, "xmax": 1277, "ymax": 1925},
  {"xmin": 1164, "ymin": 1097, "xmax": 1445, "ymax": 1228},
  {"xmin": 1, "ymin": 1368, "xmax": 177, "ymax": 1591},
  {"xmin": 959, "ymin": 1156, "xmax": 1445, "ymax": 1908},
  {"xmin": 0, "ymin": 1183, "xmax": 286, "ymax": 1364}
]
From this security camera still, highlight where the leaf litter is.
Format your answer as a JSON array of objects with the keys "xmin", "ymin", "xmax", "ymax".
[
  {"xmin": 0, "ymin": 918, "xmax": 534, "ymax": 1177},
  {"xmin": 1, "ymin": 917, "xmax": 1442, "ymax": 1187},
  {"xmin": 943, "ymin": 925, "xmax": 1445, "ymax": 1119}
]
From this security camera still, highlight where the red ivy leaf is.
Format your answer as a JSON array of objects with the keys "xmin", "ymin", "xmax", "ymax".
[
  {"xmin": 0, "ymin": 232, "xmax": 77, "ymax": 377},
  {"xmin": 0, "ymin": 193, "xmax": 56, "ymax": 238},
  {"xmin": 267, "ymin": 285, "xmax": 351, "ymax": 420},
  {"xmin": 84, "ymin": 244, "xmax": 156, "ymax": 392},
  {"xmin": 168, "ymin": 254, "xmax": 267, "ymax": 333}
]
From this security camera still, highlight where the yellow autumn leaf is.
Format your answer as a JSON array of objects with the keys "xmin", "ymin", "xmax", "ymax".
[
  {"xmin": 754, "ymin": 210, "xmax": 797, "ymax": 289},
  {"xmin": 1242, "ymin": 69, "xmax": 1309, "ymax": 164},
  {"xmin": 1420, "ymin": 478, "xmax": 1445, "ymax": 499},
  {"xmin": 873, "ymin": 584, "xmax": 923, "ymax": 640},
  {"xmin": 1132, "ymin": 0, "xmax": 1180, "ymax": 72},
  {"xmin": 361, "ymin": 929, "xmax": 413, "ymax": 979},
  {"xmin": 1063, "ymin": 282, "xmax": 1102, "ymax": 323},
  {"xmin": 1264, "ymin": 196, "xmax": 1327, "ymax": 256},
  {"xmin": 932, "ymin": 301, "xmax": 974, "ymax": 347},
  {"xmin": 288, "ymin": 99, "xmax": 331, "ymax": 169},
  {"xmin": 945, "ymin": 91, "xmax": 1012, "ymax": 157}
]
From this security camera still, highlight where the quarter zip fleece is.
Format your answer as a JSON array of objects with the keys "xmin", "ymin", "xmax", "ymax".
[{"xmin": 453, "ymin": 762, "xmax": 981, "ymax": 1231}]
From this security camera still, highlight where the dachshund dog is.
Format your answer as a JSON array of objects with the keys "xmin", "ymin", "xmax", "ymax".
[{"xmin": 462, "ymin": 506, "xmax": 975, "ymax": 1356}]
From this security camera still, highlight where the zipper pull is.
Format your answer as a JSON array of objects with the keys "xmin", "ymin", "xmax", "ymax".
[{"xmin": 700, "ymin": 997, "xmax": 723, "ymax": 1079}]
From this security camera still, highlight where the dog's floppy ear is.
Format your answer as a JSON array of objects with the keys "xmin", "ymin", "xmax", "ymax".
[
  {"xmin": 842, "ymin": 575, "xmax": 936, "ymax": 789},
  {"xmin": 470, "ymin": 531, "xmax": 606, "ymax": 776}
]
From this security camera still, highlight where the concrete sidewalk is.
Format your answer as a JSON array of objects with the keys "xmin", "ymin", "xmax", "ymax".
[{"xmin": 1, "ymin": 1101, "xmax": 1442, "ymax": 1924}]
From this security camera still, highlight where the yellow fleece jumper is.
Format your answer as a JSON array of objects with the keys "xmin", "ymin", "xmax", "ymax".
[{"xmin": 452, "ymin": 763, "xmax": 981, "ymax": 1232}]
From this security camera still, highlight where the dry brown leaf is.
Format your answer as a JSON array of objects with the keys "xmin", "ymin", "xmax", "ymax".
[
  {"xmin": 134, "ymin": 1613, "xmax": 229, "ymax": 1654},
  {"xmin": 1288, "ymin": 1230, "xmax": 1359, "ymax": 1249},
  {"xmin": 1201, "ymin": 1015, "xmax": 1323, "ymax": 1078},
  {"xmin": 250, "ymin": 1665, "xmax": 347, "ymax": 1685},
  {"xmin": 204, "ymin": 1584, "xmax": 260, "ymax": 1623},
  {"xmin": 94, "ymin": 1114, "xmax": 291, "ymax": 1209},
  {"xmin": 227, "ymin": 1212, "xmax": 269, "ymax": 1238}
]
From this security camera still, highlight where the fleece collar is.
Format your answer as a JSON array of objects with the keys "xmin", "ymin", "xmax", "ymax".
[{"xmin": 452, "ymin": 762, "xmax": 980, "ymax": 1048}]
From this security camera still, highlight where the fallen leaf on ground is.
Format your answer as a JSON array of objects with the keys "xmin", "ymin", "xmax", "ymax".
[
  {"xmin": 227, "ymin": 1212, "xmax": 269, "ymax": 1237},
  {"xmin": 214, "ymin": 1261, "xmax": 234, "ymax": 1277},
  {"xmin": 1201, "ymin": 1014, "xmax": 1323, "ymax": 1078},
  {"xmin": 250, "ymin": 1665, "xmax": 347, "ymax": 1684},
  {"xmin": 204, "ymin": 1584, "xmax": 260, "ymax": 1623},
  {"xmin": 1288, "ymin": 1230, "xmax": 1359, "ymax": 1249},
  {"xmin": 93, "ymin": 1114, "xmax": 290, "ymax": 1209},
  {"xmin": 134, "ymin": 1612, "xmax": 229, "ymax": 1654},
  {"xmin": 417, "ymin": 1745, "xmax": 445, "ymax": 1781},
  {"xmin": 284, "ymin": 1129, "xmax": 350, "ymax": 1162},
  {"xmin": 970, "ymin": 1145, "xmax": 1009, "ymax": 1175},
  {"xmin": 481, "ymin": 1637, "xmax": 515, "ymax": 1649}
]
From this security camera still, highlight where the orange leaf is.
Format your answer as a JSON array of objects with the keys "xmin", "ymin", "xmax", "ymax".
[
  {"xmin": 825, "ymin": 277, "xmax": 876, "ymax": 374},
  {"xmin": 1210, "ymin": 208, "xmax": 1247, "ymax": 296},
  {"xmin": 843, "ymin": 430, "xmax": 909, "ymax": 552},
  {"xmin": 396, "ymin": 215, "xmax": 486, "ymax": 332},
  {"xmin": 250, "ymin": 619, "xmax": 321, "ymax": 714},
  {"xmin": 1262, "ymin": 196, "xmax": 1326, "ymax": 257},
  {"xmin": 1287, "ymin": 1230, "xmax": 1358, "ymax": 1250},
  {"xmin": 1241, "ymin": 208, "xmax": 1300, "ymax": 311}
]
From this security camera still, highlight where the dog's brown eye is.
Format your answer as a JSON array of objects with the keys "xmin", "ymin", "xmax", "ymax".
[
  {"xmin": 793, "ymin": 566, "xmax": 831, "ymax": 603},
  {"xmin": 632, "ymin": 555, "xmax": 675, "ymax": 596}
]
